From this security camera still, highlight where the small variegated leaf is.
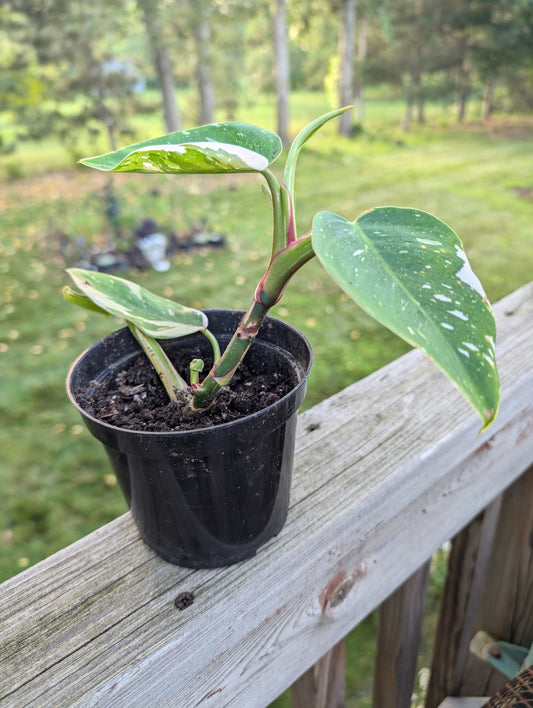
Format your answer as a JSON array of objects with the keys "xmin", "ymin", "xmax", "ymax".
[
  {"xmin": 67, "ymin": 268, "xmax": 207, "ymax": 339},
  {"xmin": 79, "ymin": 123, "xmax": 282, "ymax": 174},
  {"xmin": 63, "ymin": 286, "xmax": 109, "ymax": 316},
  {"xmin": 312, "ymin": 207, "xmax": 500, "ymax": 430}
]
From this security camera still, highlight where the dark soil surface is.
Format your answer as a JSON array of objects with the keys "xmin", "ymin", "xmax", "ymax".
[{"xmin": 76, "ymin": 345, "xmax": 297, "ymax": 432}]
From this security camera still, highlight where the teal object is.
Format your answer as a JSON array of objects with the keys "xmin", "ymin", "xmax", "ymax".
[{"xmin": 484, "ymin": 640, "xmax": 532, "ymax": 680}]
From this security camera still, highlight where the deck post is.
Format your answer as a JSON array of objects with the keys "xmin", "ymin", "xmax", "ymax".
[
  {"xmin": 425, "ymin": 497, "xmax": 502, "ymax": 707},
  {"xmin": 454, "ymin": 465, "xmax": 533, "ymax": 698},
  {"xmin": 291, "ymin": 639, "xmax": 346, "ymax": 708},
  {"xmin": 373, "ymin": 560, "xmax": 431, "ymax": 708}
]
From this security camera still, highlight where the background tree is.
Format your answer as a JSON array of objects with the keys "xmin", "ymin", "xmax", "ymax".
[
  {"xmin": 138, "ymin": 0, "xmax": 181, "ymax": 133},
  {"xmin": 273, "ymin": 0, "xmax": 290, "ymax": 145},
  {"xmin": 354, "ymin": 13, "xmax": 368, "ymax": 123},
  {"xmin": 436, "ymin": 0, "xmax": 493, "ymax": 122},
  {"xmin": 381, "ymin": 0, "xmax": 439, "ymax": 130},
  {"xmin": 2, "ymin": 0, "xmax": 533, "ymax": 152},
  {"xmin": 0, "ymin": 6, "xmax": 43, "ymax": 153},
  {"xmin": 473, "ymin": 0, "xmax": 533, "ymax": 119},
  {"xmin": 291, "ymin": 0, "xmax": 338, "ymax": 91},
  {"xmin": 191, "ymin": 0, "xmax": 216, "ymax": 125},
  {"xmin": 3, "ymin": 0, "xmax": 145, "ymax": 152},
  {"xmin": 338, "ymin": 0, "xmax": 356, "ymax": 135},
  {"xmin": 210, "ymin": 1, "xmax": 252, "ymax": 120}
]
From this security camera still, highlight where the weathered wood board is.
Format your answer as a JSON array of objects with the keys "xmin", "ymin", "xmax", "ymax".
[{"xmin": 1, "ymin": 284, "xmax": 532, "ymax": 707}]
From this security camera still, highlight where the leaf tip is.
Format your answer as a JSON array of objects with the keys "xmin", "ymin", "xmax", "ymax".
[
  {"xmin": 477, "ymin": 401, "xmax": 500, "ymax": 435},
  {"xmin": 62, "ymin": 285, "xmax": 74, "ymax": 301},
  {"xmin": 77, "ymin": 155, "xmax": 110, "ymax": 172}
]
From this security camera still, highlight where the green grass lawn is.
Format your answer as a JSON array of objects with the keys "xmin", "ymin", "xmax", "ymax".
[{"xmin": 1, "ymin": 92, "xmax": 532, "ymax": 704}]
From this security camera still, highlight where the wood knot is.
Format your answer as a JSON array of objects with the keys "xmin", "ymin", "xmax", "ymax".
[
  {"xmin": 320, "ymin": 565, "xmax": 366, "ymax": 613},
  {"xmin": 329, "ymin": 577, "xmax": 356, "ymax": 608}
]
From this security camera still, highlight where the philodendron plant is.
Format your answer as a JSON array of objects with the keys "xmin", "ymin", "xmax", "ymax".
[{"xmin": 65, "ymin": 107, "xmax": 499, "ymax": 430}]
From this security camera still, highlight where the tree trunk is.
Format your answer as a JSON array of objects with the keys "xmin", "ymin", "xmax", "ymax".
[
  {"xmin": 338, "ymin": 0, "xmax": 356, "ymax": 136},
  {"xmin": 156, "ymin": 47, "xmax": 181, "ymax": 133},
  {"xmin": 273, "ymin": 0, "xmax": 290, "ymax": 146},
  {"xmin": 481, "ymin": 77, "xmax": 495, "ymax": 122},
  {"xmin": 141, "ymin": 6, "xmax": 181, "ymax": 133},
  {"xmin": 94, "ymin": 70, "xmax": 118, "ymax": 151},
  {"xmin": 402, "ymin": 34, "xmax": 422, "ymax": 131},
  {"xmin": 193, "ymin": 11, "xmax": 215, "ymax": 125},
  {"xmin": 401, "ymin": 0, "xmax": 425, "ymax": 132},
  {"xmin": 454, "ymin": 35, "xmax": 470, "ymax": 123},
  {"xmin": 455, "ymin": 76, "xmax": 469, "ymax": 122},
  {"xmin": 416, "ymin": 95, "xmax": 425, "ymax": 124},
  {"xmin": 355, "ymin": 15, "xmax": 367, "ymax": 124},
  {"xmin": 403, "ymin": 69, "xmax": 421, "ymax": 132},
  {"xmin": 402, "ymin": 95, "xmax": 413, "ymax": 132}
]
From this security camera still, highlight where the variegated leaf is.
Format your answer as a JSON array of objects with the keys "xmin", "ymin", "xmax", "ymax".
[
  {"xmin": 312, "ymin": 207, "xmax": 500, "ymax": 429},
  {"xmin": 79, "ymin": 123, "xmax": 282, "ymax": 174},
  {"xmin": 67, "ymin": 268, "xmax": 207, "ymax": 339}
]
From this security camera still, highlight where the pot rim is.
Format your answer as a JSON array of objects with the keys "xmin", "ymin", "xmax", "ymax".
[{"xmin": 66, "ymin": 310, "xmax": 313, "ymax": 438}]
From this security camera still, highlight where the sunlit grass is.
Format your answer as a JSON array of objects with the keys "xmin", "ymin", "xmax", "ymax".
[{"xmin": 0, "ymin": 89, "xmax": 488, "ymax": 179}]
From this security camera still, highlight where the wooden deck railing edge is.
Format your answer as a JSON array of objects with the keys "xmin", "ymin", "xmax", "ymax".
[{"xmin": 1, "ymin": 282, "xmax": 532, "ymax": 707}]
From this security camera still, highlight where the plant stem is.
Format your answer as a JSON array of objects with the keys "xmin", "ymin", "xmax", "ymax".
[
  {"xmin": 185, "ymin": 233, "xmax": 316, "ymax": 415},
  {"xmin": 128, "ymin": 323, "xmax": 188, "ymax": 402},
  {"xmin": 262, "ymin": 168, "xmax": 286, "ymax": 255},
  {"xmin": 184, "ymin": 299, "xmax": 268, "ymax": 415},
  {"xmin": 259, "ymin": 233, "xmax": 315, "ymax": 305},
  {"xmin": 201, "ymin": 327, "xmax": 221, "ymax": 362}
]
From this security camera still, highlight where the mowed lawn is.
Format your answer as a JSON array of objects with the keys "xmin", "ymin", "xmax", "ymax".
[{"xmin": 0, "ymin": 96, "xmax": 532, "ymax": 704}]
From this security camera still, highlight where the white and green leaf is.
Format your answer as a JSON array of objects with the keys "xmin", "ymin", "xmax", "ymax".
[
  {"xmin": 79, "ymin": 122, "xmax": 283, "ymax": 174},
  {"xmin": 67, "ymin": 268, "xmax": 207, "ymax": 339},
  {"xmin": 312, "ymin": 207, "xmax": 500, "ymax": 430}
]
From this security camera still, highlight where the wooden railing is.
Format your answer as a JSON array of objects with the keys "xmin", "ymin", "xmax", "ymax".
[{"xmin": 1, "ymin": 283, "xmax": 532, "ymax": 708}]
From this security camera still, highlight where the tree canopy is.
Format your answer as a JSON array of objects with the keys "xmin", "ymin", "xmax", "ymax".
[{"xmin": 1, "ymin": 0, "xmax": 532, "ymax": 152}]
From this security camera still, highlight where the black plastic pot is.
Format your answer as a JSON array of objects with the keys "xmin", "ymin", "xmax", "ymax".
[{"xmin": 67, "ymin": 310, "xmax": 312, "ymax": 568}]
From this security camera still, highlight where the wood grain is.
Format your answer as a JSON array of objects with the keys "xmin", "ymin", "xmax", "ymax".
[
  {"xmin": 373, "ymin": 560, "xmax": 431, "ymax": 708},
  {"xmin": 291, "ymin": 639, "xmax": 345, "ymax": 708},
  {"xmin": 0, "ymin": 284, "xmax": 532, "ymax": 708}
]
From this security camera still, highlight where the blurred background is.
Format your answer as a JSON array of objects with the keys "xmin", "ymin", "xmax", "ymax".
[{"xmin": 1, "ymin": 2, "xmax": 532, "ymax": 702}]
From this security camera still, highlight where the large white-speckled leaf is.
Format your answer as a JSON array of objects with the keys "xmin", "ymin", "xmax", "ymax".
[
  {"xmin": 312, "ymin": 207, "xmax": 500, "ymax": 430},
  {"xmin": 79, "ymin": 122, "xmax": 282, "ymax": 174},
  {"xmin": 67, "ymin": 268, "xmax": 207, "ymax": 338}
]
